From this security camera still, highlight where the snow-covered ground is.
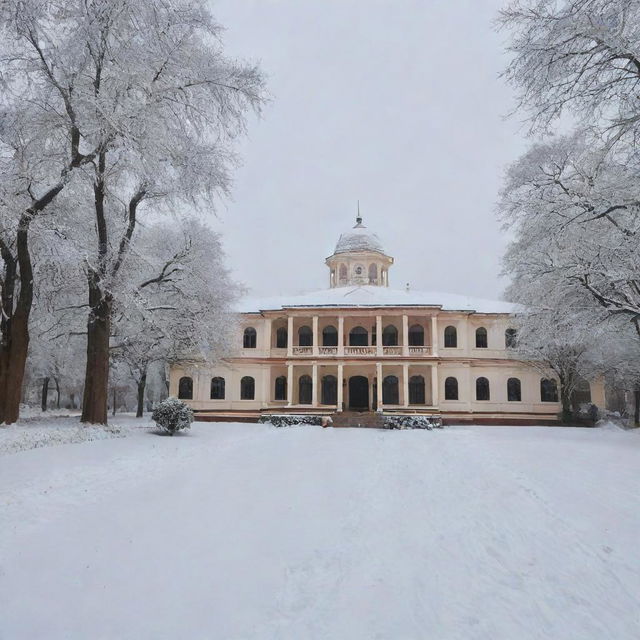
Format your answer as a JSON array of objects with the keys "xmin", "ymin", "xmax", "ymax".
[{"xmin": 1, "ymin": 418, "xmax": 639, "ymax": 639}]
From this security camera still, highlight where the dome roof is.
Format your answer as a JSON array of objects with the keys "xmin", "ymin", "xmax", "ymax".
[{"xmin": 333, "ymin": 218, "xmax": 386, "ymax": 256}]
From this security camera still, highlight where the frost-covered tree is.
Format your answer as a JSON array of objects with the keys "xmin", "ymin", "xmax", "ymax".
[{"xmin": 0, "ymin": 0, "xmax": 265, "ymax": 425}]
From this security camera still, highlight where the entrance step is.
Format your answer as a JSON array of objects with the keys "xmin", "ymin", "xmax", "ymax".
[{"xmin": 331, "ymin": 412, "xmax": 386, "ymax": 429}]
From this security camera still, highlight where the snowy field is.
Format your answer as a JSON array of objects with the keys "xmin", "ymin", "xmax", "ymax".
[{"xmin": 1, "ymin": 417, "xmax": 639, "ymax": 639}]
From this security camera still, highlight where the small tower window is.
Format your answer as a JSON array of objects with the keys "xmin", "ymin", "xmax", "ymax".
[{"xmin": 368, "ymin": 263, "xmax": 378, "ymax": 284}]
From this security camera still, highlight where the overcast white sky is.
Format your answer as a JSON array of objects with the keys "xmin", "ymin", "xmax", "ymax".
[{"xmin": 208, "ymin": 0, "xmax": 527, "ymax": 300}]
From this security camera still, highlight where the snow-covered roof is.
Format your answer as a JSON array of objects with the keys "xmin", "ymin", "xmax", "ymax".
[
  {"xmin": 333, "ymin": 221, "xmax": 386, "ymax": 256},
  {"xmin": 237, "ymin": 285, "xmax": 516, "ymax": 314}
]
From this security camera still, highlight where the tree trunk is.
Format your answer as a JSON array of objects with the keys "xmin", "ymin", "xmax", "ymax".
[
  {"xmin": 634, "ymin": 383, "xmax": 640, "ymax": 426},
  {"xmin": 112, "ymin": 388, "xmax": 117, "ymax": 417},
  {"xmin": 41, "ymin": 377, "xmax": 50, "ymax": 412},
  {"xmin": 559, "ymin": 377, "xmax": 572, "ymax": 424},
  {"xmin": 80, "ymin": 288, "xmax": 111, "ymax": 425},
  {"xmin": 54, "ymin": 377, "xmax": 60, "ymax": 409},
  {"xmin": 136, "ymin": 371, "xmax": 147, "ymax": 418}
]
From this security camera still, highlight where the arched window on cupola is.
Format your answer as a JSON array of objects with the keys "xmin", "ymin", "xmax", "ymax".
[
  {"xmin": 368, "ymin": 263, "xmax": 378, "ymax": 284},
  {"xmin": 322, "ymin": 325, "xmax": 338, "ymax": 346},
  {"xmin": 298, "ymin": 325, "xmax": 313, "ymax": 346},
  {"xmin": 243, "ymin": 327, "xmax": 257, "ymax": 349},
  {"xmin": 382, "ymin": 325, "xmax": 398, "ymax": 346},
  {"xmin": 276, "ymin": 327, "xmax": 288, "ymax": 349},
  {"xmin": 339, "ymin": 264, "xmax": 347, "ymax": 283},
  {"xmin": 349, "ymin": 326, "xmax": 368, "ymax": 346},
  {"xmin": 408, "ymin": 325, "xmax": 424, "ymax": 346}
]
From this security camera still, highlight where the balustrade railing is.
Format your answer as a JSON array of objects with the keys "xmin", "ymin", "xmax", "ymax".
[
  {"xmin": 344, "ymin": 346, "xmax": 376, "ymax": 356},
  {"xmin": 383, "ymin": 346, "xmax": 402, "ymax": 356},
  {"xmin": 285, "ymin": 345, "xmax": 432, "ymax": 357},
  {"xmin": 292, "ymin": 346, "xmax": 313, "ymax": 355},
  {"xmin": 408, "ymin": 346, "xmax": 432, "ymax": 355}
]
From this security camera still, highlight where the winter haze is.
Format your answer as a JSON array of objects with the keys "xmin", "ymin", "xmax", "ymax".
[{"xmin": 209, "ymin": 0, "xmax": 526, "ymax": 299}]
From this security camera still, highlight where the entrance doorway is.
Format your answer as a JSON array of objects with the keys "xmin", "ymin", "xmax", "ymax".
[{"xmin": 349, "ymin": 376, "xmax": 369, "ymax": 410}]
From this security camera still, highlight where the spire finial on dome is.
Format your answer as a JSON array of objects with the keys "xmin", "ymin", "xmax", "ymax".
[{"xmin": 355, "ymin": 200, "xmax": 363, "ymax": 226}]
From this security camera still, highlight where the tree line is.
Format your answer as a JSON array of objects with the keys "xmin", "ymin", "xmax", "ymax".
[{"xmin": 0, "ymin": 0, "xmax": 266, "ymax": 425}]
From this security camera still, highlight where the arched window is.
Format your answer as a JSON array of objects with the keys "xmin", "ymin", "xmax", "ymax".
[
  {"xmin": 274, "ymin": 376, "xmax": 287, "ymax": 401},
  {"xmin": 368, "ymin": 263, "xmax": 378, "ymax": 284},
  {"xmin": 243, "ymin": 327, "xmax": 257, "ymax": 349},
  {"xmin": 298, "ymin": 325, "xmax": 313, "ymax": 347},
  {"xmin": 382, "ymin": 375, "xmax": 399, "ymax": 404},
  {"xmin": 540, "ymin": 378, "xmax": 558, "ymax": 402},
  {"xmin": 349, "ymin": 326, "xmax": 368, "ymax": 346},
  {"xmin": 382, "ymin": 325, "xmax": 398, "ymax": 346},
  {"xmin": 505, "ymin": 328, "xmax": 517, "ymax": 349},
  {"xmin": 476, "ymin": 377, "xmax": 490, "ymax": 401},
  {"xmin": 445, "ymin": 377, "xmax": 458, "ymax": 400},
  {"xmin": 339, "ymin": 264, "xmax": 347, "ymax": 282},
  {"xmin": 240, "ymin": 376, "xmax": 255, "ymax": 400},
  {"xmin": 299, "ymin": 375, "xmax": 312, "ymax": 404},
  {"xmin": 507, "ymin": 377, "xmax": 521, "ymax": 402},
  {"xmin": 572, "ymin": 379, "xmax": 591, "ymax": 405},
  {"xmin": 322, "ymin": 325, "xmax": 338, "ymax": 346},
  {"xmin": 444, "ymin": 326, "xmax": 457, "ymax": 348},
  {"xmin": 210, "ymin": 377, "xmax": 225, "ymax": 400},
  {"xmin": 408, "ymin": 324, "xmax": 424, "ymax": 346},
  {"xmin": 276, "ymin": 327, "xmax": 288, "ymax": 349},
  {"xmin": 321, "ymin": 375, "xmax": 337, "ymax": 405},
  {"xmin": 475, "ymin": 327, "xmax": 488, "ymax": 349},
  {"xmin": 178, "ymin": 376, "xmax": 193, "ymax": 400},
  {"xmin": 409, "ymin": 375, "xmax": 425, "ymax": 404}
]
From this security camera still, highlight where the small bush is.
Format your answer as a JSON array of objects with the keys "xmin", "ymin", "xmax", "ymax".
[
  {"xmin": 152, "ymin": 397, "xmax": 193, "ymax": 435},
  {"xmin": 259, "ymin": 414, "xmax": 323, "ymax": 427},
  {"xmin": 383, "ymin": 415, "xmax": 443, "ymax": 430}
]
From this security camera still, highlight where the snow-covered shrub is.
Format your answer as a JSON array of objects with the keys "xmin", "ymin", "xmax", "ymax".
[
  {"xmin": 383, "ymin": 415, "xmax": 443, "ymax": 430},
  {"xmin": 259, "ymin": 415, "xmax": 323, "ymax": 427},
  {"xmin": 151, "ymin": 397, "xmax": 193, "ymax": 435}
]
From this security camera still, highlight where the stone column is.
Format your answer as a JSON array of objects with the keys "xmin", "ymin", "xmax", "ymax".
[
  {"xmin": 287, "ymin": 363, "xmax": 293, "ymax": 406},
  {"xmin": 431, "ymin": 363, "xmax": 439, "ymax": 407},
  {"xmin": 376, "ymin": 315, "xmax": 382, "ymax": 356},
  {"xmin": 376, "ymin": 362, "xmax": 383, "ymax": 412},
  {"xmin": 287, "ymin": 316, "xmax": 294, "ymax": 357},
  {"xmin": 312, "ymin": 316, "xmax": 319, "ymax": 356},
  {"xmin": 261, "ymin": 365, "xmax": 270, "ymax": 408},
  {"xmin": 402, "ymin": 314, "xmax": 409, "ymax": 356},
  {"xmin": 431, "ymin": 316, "xmax": 438, "ymax": 357},
  {"xmin": 338, "ymin": 316, "xmax": 345, "ymax": 357},
  {"xmin": 337, "ymin": 363, "xmax": 344, "ymax": 412},
  {"xmin": 263, "ymin": 318, "xmax": 272, "ymax": 355},
  {"xmin": 403, "ymin": 362, "xmax": 410, "ymax": 407},
  {"xmin": 312, "ymin": 363, "xmax": 318, "ymax": 407}
]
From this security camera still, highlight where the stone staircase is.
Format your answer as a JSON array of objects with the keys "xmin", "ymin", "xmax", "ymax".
[{"xmin": 330, "ymin": 411, "xmax": 386, "ymax": 429}]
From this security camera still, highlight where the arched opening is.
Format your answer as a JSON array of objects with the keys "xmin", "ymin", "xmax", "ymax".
[
  {"xmin": 476, "ymin": 377, "xmax": 490, "ymax": 401},
  {"xmin": 444, "ymin": 326, "xmax": 457, "ymax": 348},
  {"xmin": 322, "ymin": 325, "xmax": 338, "ymax": 346},
  {"xmin": 540, "ymin": 378, "xmax": 558, "ymax": 402},
  {"xmin": 445, "ymin": 377, "xmax": 458, "ymax": 400},
  {"xmin": 348, "ymin": 376, "xmax": 369, "ymax": 410},
  {"xmin": 321, "ymin": 375, "xmax": 338, "ymax": 405},
  {"xmin": 210, "ymin": 377, "xmax": 225, "ymax": 400},
  {"xmin": 505, "ymin": 328, "xmax": 517, "ymax": 349},
  {"xmin": 299, "ymin": 375, "xmax": 312, "ymax": 404},
  {"xmin": 475, "ymin": 327, "xmax": 488, "ymax": 349},
  {"xmin": 298, "ymin": 325, "xmax": 313, "ymax": 347},
  {"xmin": 408, "ymin": 324, "xmax": 424, "ymax": 346},
  {"xmin": 507, "ymin": 377, "xmax": 521, "ymax": 402},
  {"xmin": 240, "ymin": 376, "xmax": 255, "ymax": 400},
  {"xmin": 349, "ymin": 326, "xmax": 368, "ymax": 346},
  {"xmin": 276, "ymin": 327, "xmax": 288, "ymax": 349},
  {"xmin": 274, "ymin": 376, "xmax": 287, "ymax": 401},
  {"xmin": 178, "ymin": 376, "xmax": 193, "ymax": 400},
  {"xmin": 382, "ymin": 325, "xmax": 398, "ymax": 346},
  {"xmin": 339, "ymin": 264, "xmax": 347, "ymax": 283},
  {"xmin": 368, "ymin": 263, "xmax": 378, "ymax": 284},
  {"xmin": 382, "ymin": 375, "xmax": 399, "ymax": 405},
  {"xmin": 243, "ymin": 327, "xmax": 257, "ymax": 349},
  {"xmin": 409, "ymin": 375, "xmax": 425, "ymax": 404},
  {"xmin": 572, "ymin": 379, "xmax": 591, "ymax": 406}
]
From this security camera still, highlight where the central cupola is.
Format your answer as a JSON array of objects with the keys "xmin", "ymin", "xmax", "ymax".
[{"xmin": 326, "ymin": 209, "xmax": 394, "ymax": 288}]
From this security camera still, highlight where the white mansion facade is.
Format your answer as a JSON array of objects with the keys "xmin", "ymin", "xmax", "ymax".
[{"xmin": 170, "ymin": 215, "xmax": 604, "ymax": 424}]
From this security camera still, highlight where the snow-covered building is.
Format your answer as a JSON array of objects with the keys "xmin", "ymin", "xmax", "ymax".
[{"xmin": 170, "ymin": 215, "xmax": 604, "ymax": 424}]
